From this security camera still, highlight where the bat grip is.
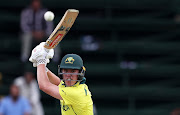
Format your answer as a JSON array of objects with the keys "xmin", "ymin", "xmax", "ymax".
[{"xmin": 44, "ymin": 46, "xmax": 50, "ymax": 53}]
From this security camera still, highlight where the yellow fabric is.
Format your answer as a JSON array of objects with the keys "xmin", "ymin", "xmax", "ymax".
[{"xmin": 58, "ymin": 81, "xmax": 93, "ymax": 115}]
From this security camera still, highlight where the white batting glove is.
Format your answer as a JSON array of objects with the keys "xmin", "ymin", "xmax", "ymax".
[
  {"xmin": 32, "ymin": 59, "xmax": 50, "ymax": 67},
  {"xmin": 31, "ymin": 51, "xmax": 54, "ymax": 67},
  {"xmin": 29, "ymin": 42, "xmax": 54, "ymax": 67}
]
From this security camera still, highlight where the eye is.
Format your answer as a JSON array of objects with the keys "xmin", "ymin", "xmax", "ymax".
[
  {"xmin": 63, "ymin": 69, "xmax": 67, "ymax": 73},
  {"xmin": 72, "ymin": 70, "xmax": 75, "ymax": 73}
]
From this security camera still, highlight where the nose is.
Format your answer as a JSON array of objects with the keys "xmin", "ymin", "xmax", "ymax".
[{"xmin": 65, "ymin": 73, "xmax": 71, "ymax": 77}]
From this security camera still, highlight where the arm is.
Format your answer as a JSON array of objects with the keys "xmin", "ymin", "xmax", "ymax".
[
  {"xmin": 29, "ymin": 42, "xmax": 62, "ymax": 99},
  {"xmin": 37, "ymin": 64, "xmax": 63, "ymax": 100},
  {"xmin": 46, "ymin": 68, "xmax": 61, "ymax": 86}
]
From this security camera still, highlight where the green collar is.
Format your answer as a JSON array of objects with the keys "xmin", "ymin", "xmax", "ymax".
[
  {"xmin": 62, "ymin": 77, "xmax": 86, "ymax": 87},
  {"xmin": 62, "ymin": 81, "xmax": 80, "ymax": 87}
]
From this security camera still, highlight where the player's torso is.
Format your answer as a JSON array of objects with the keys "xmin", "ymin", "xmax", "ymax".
[
  {"xmin": 59, "ymin": 82, "xmax": 93, "ymax": 115},
  {"xmin": 60, "ymin": 99, "xmax": 93, "ymax": 115}
]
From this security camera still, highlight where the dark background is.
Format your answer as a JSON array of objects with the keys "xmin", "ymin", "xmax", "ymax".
[{"xmin": 1, "ymin": 0, "xmax": 180, "ymax": 115}]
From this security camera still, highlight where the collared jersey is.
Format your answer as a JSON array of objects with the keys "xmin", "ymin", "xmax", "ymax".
[{"xmin": 58, "ymin": 81, "xmax": 93, "ymax": 115}]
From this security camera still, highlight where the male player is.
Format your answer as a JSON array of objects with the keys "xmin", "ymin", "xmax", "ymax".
[{"xmin": 29, "ymin": 42, "xmax": 93, "ymax": 115}]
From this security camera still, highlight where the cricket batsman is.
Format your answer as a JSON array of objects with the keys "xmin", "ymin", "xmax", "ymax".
[{"xmin": 29, "ymin": 42, "xmax": 93, "ymax": 115}]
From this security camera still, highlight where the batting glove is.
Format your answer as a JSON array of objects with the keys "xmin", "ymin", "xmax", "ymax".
[{"xmin": 29, "ymin": 42, "xmax": 54, "ymax": 67}]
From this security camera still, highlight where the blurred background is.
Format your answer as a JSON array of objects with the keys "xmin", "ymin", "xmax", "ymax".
[{"xmin": 1, "ymin": 0, "xmax": 180, "ymax": 115}]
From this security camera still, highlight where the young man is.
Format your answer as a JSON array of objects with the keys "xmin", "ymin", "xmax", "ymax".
[
  {"xmin": 0, "ymin": 84, "xmax": 31, "ymax": 115},
  {"xmin": 29, "ymin": 42, "xmax": 93, "ymax": 115}
]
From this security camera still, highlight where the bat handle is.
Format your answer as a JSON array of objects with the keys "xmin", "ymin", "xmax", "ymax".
[
  {"xmin": 44, "ymin": 42, "xmax": 52, "ymax": 49},
  {"xmin": 44, "ymin": 45, "xmax": 50, "ymax": 52}
]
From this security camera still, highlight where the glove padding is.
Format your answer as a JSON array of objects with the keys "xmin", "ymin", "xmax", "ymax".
[{"xmin": 29, "ymin": 42, "xmax": 54, "ymax": 67}]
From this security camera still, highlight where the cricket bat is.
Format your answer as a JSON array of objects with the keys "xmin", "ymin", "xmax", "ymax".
[{"xmin": 44, "ymin": 9, "xmax": 79, "ymax": 49}]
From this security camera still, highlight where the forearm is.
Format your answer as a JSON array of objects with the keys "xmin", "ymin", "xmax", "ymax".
[
  {"xmin": 37, "ymin": 64, "xmax": 62, "ymax": 100},
  {"xmin": 47, "ymin": 68, "xmax": 61, "ymax": 86},
  {"xmin": 29, "ymin": 42, "xmax": 62, "ymax": 100},
  {"xmin": 37, "ymin": 64, "xmax": 51, "ymax": 90}
]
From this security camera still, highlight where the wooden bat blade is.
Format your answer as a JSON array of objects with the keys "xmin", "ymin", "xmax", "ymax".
[{"xmin": 44, "ymin": 9, "xmax": 79, "ymax": 49}]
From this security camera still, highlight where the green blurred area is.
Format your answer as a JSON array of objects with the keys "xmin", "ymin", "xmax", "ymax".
[{"xmin": 1, "ymin": 0, "xmax": 180, "ymax": 115}]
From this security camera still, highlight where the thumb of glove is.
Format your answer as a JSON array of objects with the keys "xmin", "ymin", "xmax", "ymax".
[
  {"xmin": 46, "ymin": 49, "xmax": 54, "ymax": 59},
  {"xmin": 29, "ymin": 56, "xmax": 35, "ymax": 63},
  {"xmin": 46, "ymin": 59, "xmax": 50, "ymax": 63},
  {"xmin": 33, "ymin": 62, "xmax": 37, "ymax": 67}
]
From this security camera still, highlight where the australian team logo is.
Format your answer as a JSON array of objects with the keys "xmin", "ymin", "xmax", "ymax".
[
  {"xmin": 63, "ymin": 105, "xmax": 70, "ymax": 111},
  {"xmin": 65, "ymin": 57, "xmax": 75, "ymax": 64}
]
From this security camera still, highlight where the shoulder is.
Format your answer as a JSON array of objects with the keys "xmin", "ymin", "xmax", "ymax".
[
  {"xmin": 78, "ymin": 83, "xmax": 89, "ymax": 90},
  {"xmin": 21, "ymin": 7, "xmax": 32, "ymax": 13},
  {"xmin": 79, "ymin": 84, "xmax": 92, "ymax": 96},
  {"xmin": 0, "ymin": 96, "xmax": 10, "ymax": 104}
]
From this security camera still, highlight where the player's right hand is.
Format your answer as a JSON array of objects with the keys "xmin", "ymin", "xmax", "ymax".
[{"xmin": 29, "ymin": 42, "xmax": 54, "ymax": 67}]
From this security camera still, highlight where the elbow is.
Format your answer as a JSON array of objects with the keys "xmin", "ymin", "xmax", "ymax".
[
  {"xmin": 39, "ymin": 84, "xmax": 48, "ymax": 92},
  {"xmin": 38, "ymin": 82, "xmax": 51, "ymax": 94},
  {"xmin": 39, "ymin": 85, "xmax": 44, "ymax": 91}
]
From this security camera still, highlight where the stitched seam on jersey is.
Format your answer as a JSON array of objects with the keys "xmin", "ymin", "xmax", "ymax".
[
  {"xmin": 71, "ymin": 105, "xmax": 77, "ymax": 115},
  {"xmin": 84, "ymin": 85, "xmax": 87, "ymax": 96}
]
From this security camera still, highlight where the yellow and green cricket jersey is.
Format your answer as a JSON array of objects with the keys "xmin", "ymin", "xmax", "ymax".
[{"xmin": 58, "ymin": 81, "xmax": 93, "ymax": 115}]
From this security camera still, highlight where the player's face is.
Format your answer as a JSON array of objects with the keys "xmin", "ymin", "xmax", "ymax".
[{"xmin": 62, "ymin": 69, "xmax": 79, "ymax": 86}]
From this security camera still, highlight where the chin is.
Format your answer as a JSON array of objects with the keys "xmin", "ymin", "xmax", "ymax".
[{"xmin": 66, "ymin": 83, "xmax": 75, "ymax": 87}]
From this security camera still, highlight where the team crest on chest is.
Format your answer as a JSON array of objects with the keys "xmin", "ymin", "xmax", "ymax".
[
  {"xmin": 65, "ymin": 57, "xmax": 75, "ymax": 64},
  {"xmin": 63, "ymin": 105, "xmax": 70, "ymax": 111}
]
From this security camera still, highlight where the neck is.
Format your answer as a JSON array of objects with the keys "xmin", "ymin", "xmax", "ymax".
[{"xmin": 12, "ymin": 96, "xmax": 18, "ymax": 102}]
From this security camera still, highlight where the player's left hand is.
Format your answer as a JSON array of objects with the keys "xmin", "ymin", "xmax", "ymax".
[{"xmin": 29, "ymin": 42, "xmax": 54, "ymax": 67}]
